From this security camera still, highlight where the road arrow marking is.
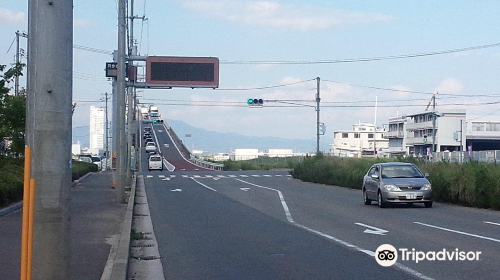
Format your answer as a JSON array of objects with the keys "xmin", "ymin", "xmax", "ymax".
[
  {"xmin": 355, "ymin": 223, "xmax": 388, "ymax": 235},
  {"xmin": 170, "ymin": 189, "xmax": 182, "ymax": 192},
  {"xmin": 240, "ymin": 188, "xmax": 251, "ymax": 192}
]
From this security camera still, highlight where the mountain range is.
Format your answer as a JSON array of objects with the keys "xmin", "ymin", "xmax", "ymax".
[{"xmin": 72, "ymin": 119, "xmax": 331, "ymax": 154}]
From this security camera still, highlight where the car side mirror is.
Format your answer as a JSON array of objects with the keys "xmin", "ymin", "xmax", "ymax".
[
  {"xmin": 371, "ymin": 174, "xmax": 379, "ymax": 179},
  {"xmin": 424, "ymin": 173, "xmax": 429, "ymax": 178}
]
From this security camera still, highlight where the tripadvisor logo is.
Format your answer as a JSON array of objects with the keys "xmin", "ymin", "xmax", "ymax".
[{"xmin": 375, "ymin": 244, "xmax": 482, "ymax": 266}]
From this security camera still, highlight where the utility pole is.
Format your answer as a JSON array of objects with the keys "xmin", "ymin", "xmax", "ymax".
[
  {"xmin": 103, "ymin": 92, "xmax": 109, "ymax": 171},
  {"xmin": 115, "ymin": 0, "xmax": 127, "ymax": 203},
  {"xmin": 432, "ymin": 93, "xmax": 437, "ymax": 153},
  {"xmin": 26, "ymin": 0, "xmax": 73, "ymax": 278},
  {"xmin": 15, "ymin": 31, "xmax": 27, "ymax": 96},
  {"xmin": 316, "ymin": 77, "xmax": 321, "ymax": 154}
]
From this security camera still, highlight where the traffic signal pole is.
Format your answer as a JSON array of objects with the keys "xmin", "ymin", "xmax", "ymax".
[
  {"xmin": 26, "ymin": 0, "xmax": 73, "ymax": 278},
  {"xmin": 316, "ymin": 77, "xmax": 321, "ymax": 154}
]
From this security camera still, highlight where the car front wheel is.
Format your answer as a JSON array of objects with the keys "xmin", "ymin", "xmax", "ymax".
[
  {"xmin": 378, "ymin": 191, "xmax": 386, "ymax": 208},
  {"xmin": 424, "ymin": 201, "xmax": 433, "ymax": 208}
]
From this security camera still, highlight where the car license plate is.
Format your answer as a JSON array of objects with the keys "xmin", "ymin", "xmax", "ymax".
[{"xmin": 406, "ymin": 193, "xmax": 417, "ymax": 199}]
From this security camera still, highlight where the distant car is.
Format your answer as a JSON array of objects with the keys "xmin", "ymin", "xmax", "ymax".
[
  {"xmin": 362, "ymin": 162, "xmax": 433, "ymax": 208},
  {"xmin": 78, "ymin": 155, "xmax": 92, "ymax": 163},
  {"xmin": 144, "ymin": 127, "xmax": 151, "ymax": 132},
  {"xmin": 144, "ymin": 137, "xmax": 154, "ymax": 146},
  {"xmin": 143, "ymin": 132, "xmax": 151, "ymax": 139},
  {"xmin": 91, "ymin": 156, "xmax": 102, "ymax": 170},
  {"xmin": 145, "ymin": 142, "xmax": 157, "ymax": 153},
  {"xmin": 148, "ymin": 154, "xmax": 163, "ymax": 171}
]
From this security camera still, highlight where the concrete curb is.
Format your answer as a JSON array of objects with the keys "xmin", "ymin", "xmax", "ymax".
[
  {"xmin": 101, "ymin": 175, "xmax": 136, "ymax": 280},
  {"xmin": 0, "ymin": 201, "xmax": 23, "ymax": 217}
]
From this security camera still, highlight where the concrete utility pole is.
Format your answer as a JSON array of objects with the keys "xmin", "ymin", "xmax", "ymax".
[
  {"xmin": 26, "ymin": 0, "xmax": 73, "ymax": 279},
  {"xmin": 432, "ymin": 93, "xmax": 437, "ymax": 153},
  {"xmin": 316, "ymin": 77, "xmax": 321, "ymax": 153},
  {"xmin": 103, "ymin": 92, "xmax": 109, "ymax": 171},
  {"xmin": 115, "ymin": 0, "xmax": 127, "ymax": 203},
  {"xmin": 15, "ymin": 30, "xmax": 27, "ymax": 96}
]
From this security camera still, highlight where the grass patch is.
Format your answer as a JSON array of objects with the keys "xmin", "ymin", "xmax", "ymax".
[
  {"xmin": 222, "ymin": 156, "xmax": 304, "ymax": 171},
  {"xmin": 131, "ymin": 228, "xmax": 145, "ymax": 240},
  {"xmin": 291, "ymin": 154, "xmax": 500, "ymax": 210}
]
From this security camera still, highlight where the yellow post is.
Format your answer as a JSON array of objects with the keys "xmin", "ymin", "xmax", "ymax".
[
  {"xmin": 27, "ymin": 178, "xmax": 35, "ymax": 280},
  {"xmin": 20, "ymin": 147, "xmax": 31, "ymax": 280}
]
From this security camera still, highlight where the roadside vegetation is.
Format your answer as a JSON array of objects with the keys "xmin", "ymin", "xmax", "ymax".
[
  {"xmin": 0, "ymin": 63, "xmax": 98, "ymax": 208},
  {"xmin": 222, "ymin": 156, "xmax": 304, "ymax": 171},
  {"xmin": 291, "ymin": 153, "xmax": 500, "ymax": 210}
]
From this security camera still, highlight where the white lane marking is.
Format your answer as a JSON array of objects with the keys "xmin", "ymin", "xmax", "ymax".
[
  {"xmin": 217, "ymin": 175, "xmax": 225, "ymax": 178},
  {"xmin": 195, "ymin": 169, "xmax": 200, "ymax": 171},
  {"xmin": 484, "ymin": 221, "xmax": 500, "ymax": 226},
  {"xmin": 158, "ymin": 130, "xmax": 163, "ymax": 132},
  {"xmin": 355, "ymin": 223, "xmax": 388, "ymax": 235},
  {"xmin": 162, "ymin": 158, "xmax": 176, "ymax": 172},
  {"xmin": 182, "ymin": 175, "xmax": 188, "ymax": 178},
  {"xmin": 251, "ymin": 175, "xmax": 260, "ymax": 177},
  {"xmin": 263, "ymin": 175, "xmax": 272, "ymax": 177},
  {"xmin": 240, "ymin": 188, "xmax": 251, "ymax": 192},
  {"xmin": 191, "ymin": 178, "xmax": 217, "ymax": 192},
  {"xmin": 414, "ymin": 222, "xmax": 500, "ymax": 243},
  {"xmin": 206, "ymin": 175, "xmax": 213, "ymax": 178},
  {"xmin": 240, "ymin": 175, "xmax": 249, "ymax": 177},
  {"xmin": 170, "ymin": 188, "xmax": 181, "ymax": 192},
  {"xmin": 228, "ymin": 175, "xmax": 237, "ymax": 178},
  {"xmin": 146, "ymin": 175, "xmax": 153, "ymax": 178},
  {"xmin": 286, "ymin": 175, "xmax": 292, "ymax": 177},
  {"xmin": 158, "ymin": 175, "xmax": 165, "ymax": 178},
  {"xmin": 193, "ymin": 175, "xmax": 201, "ymax": 178},
  {"xmin": 162, "ymin": 178, "xmax": 170, "ymax": 181},
  {"xmin": 234, "ymin": 178, "xmax": 433, "ymax": 280},
  {"xmin": 170, "ymin": 175, "xmax": 176, "ymax": 178},
  {"xmin": 213, "ymin": 178, "xmax": 220, "ymax": 181},
  {"xmin": 275, "ymin": 175, "xmax": 282, "ymax": 177}
]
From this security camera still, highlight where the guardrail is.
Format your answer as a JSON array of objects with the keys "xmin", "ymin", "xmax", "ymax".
[
  {"xmin": 190, "ymin": 155, "xmax": 224, "ymax": 170},
  {"xmin": 426, "ymin": 150, "xmax": 500, "ymax": 163}
]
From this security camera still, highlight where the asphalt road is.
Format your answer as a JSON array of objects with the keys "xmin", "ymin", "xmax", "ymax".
[{"xmin": 138, "ymin": 123, "xmax": 500, "ymax": 279}]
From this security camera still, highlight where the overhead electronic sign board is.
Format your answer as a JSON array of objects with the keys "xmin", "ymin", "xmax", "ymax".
[{"xmin": 146, "ymin": 56, "xmax": 219, "ymax": 88}]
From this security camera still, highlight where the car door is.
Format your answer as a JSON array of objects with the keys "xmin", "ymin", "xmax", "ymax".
[{"xmin": 365, "ymin": 165, "xmax": 380, "ymax": 199}]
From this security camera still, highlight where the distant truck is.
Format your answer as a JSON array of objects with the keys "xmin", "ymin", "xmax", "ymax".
[
  {"xmin": 140, "ymin": 106, "xmax": 148, "ymax": 115},
  {"xmin": 149, "ymin": 105, "xmax": 159, "ymax": 118}
]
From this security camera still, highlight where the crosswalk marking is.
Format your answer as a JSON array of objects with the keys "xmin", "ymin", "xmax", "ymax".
[{"xmin": 144, "ymin": 174, "xmax": 291, "ymax": 179}]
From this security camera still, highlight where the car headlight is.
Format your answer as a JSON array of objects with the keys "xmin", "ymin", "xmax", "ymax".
[
  {"xmin": 421, "ymin": 184, "xmax": 432, "ymax": 191},
  {"xmin": 382, "ymin": 184, "xmax": 401, "ymax": 191}
]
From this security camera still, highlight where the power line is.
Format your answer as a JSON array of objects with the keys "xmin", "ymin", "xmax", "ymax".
[
  {"xmin": 221, "ymin": 43, "xmax": 500, "ymax": 65},
  {"xmin": 214, "ymin": 78, "xmax": 315, "ymax": 91}
]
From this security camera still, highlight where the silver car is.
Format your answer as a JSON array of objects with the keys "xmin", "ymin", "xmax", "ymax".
[{"xmin": 362, "ymin": 162, "xmax": 433, "ymax": 208}]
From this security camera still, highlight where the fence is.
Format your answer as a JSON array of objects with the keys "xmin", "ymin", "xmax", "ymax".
[{"xmin": 429, "ymin": 150, "xmax": 500, "ymax": 163}]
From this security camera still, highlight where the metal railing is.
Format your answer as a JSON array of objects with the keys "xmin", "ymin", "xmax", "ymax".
[{"xmin": 427, "ymin": 150, "xmax": 500, "ymax": 163}]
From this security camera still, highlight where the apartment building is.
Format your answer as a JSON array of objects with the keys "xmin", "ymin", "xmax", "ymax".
[
  {"xmin": 331, "ymin": 123, "xmax": 388, "ymax": 157},
  {"xmin": 385, "ymin": 109, "xmax": 466, "ymax": 157},
  {"xmin": 89, "ymin": 106, "xmax": 105, "ymax": 151}
]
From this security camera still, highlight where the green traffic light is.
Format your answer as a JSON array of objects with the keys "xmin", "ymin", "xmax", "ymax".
[{"xmin": 247, "ymin": 98, "xmax": 254, "ymax": 104}]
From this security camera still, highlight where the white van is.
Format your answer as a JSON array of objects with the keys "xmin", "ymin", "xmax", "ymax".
[{"xmin": 148, "ymin": 154, "xmax": 163, "ymax": 171}]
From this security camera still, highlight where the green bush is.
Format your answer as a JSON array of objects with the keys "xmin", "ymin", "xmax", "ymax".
[
  {"xmin": 0, "ymin": 157, "xmax": 98, "ymax": 208},
  {"xmin": 292, "ymin": 155, "xmax": 500, "ymax": 210}
]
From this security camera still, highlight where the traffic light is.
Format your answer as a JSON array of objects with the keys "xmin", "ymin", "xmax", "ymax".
[
  {"xmin": 423, "ymin": 135, "xmax": 427, "ymax": 143},
  {"xmin": 153, "ymin": 119, "xmax": 164, "ymax": 124},
  {"xmin": 247, "ymin": 98, "xmax": 264, "ymax": 107}
]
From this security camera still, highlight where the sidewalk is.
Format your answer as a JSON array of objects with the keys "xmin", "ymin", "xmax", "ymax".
[{"xmin": 0, "ymin": 171, "xmax": 127, "ymax": 280}]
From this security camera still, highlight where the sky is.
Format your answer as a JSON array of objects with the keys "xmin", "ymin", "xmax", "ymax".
[{"xmin": 2, "ymin": 0, "xmax": 500, "ymax": 153}]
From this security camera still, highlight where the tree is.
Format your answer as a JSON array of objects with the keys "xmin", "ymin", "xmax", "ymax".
[{"xmin": 0, "ymin": 62, "xmax": 26, "ymax": 156}]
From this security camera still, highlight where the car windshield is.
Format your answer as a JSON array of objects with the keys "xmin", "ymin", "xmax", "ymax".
[
  {"xmin": 150, "ymin": 156, "xmax": 161, "ymax": 161},
  {"xmin": 147, "ymin": 142, "xmax": 155, "ymax": 146},
  {"xmin": 381, "ymin": 165, "xmax": 423, "ymax": 178}
]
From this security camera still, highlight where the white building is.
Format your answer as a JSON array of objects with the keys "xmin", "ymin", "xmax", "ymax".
[
  {"xmin": 331, "ymin": 123, "xmax": 389, "ymax": 157},
  {"xmin": 72, "ymin": 142, "xmax": 82, "ymax": 156},
  {"xmin": 89, "ymin": 106, "xmax": 105, "ymax": 151},
  {"xmin": 385, "ymin": 109, "xmax": 466, "ymax": 157},
  {"xmin": 231, "ymin": 149, "xmax": 259, "ymax": 160},
  {"xmin": 266, "ymin": 149, "xmax": 293, "ymax": 157}
]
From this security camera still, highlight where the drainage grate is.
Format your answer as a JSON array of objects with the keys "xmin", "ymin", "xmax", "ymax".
[
  {"xmin": 131, "ymin": 243, "xmax": 155, "ymax": 248},
  {"xmin": 132, "ymin": 256, "xmax": 160, "ymax": 260},
  {"xmin": 134, "ymin": 213, "xmax": 148, "ymax": 216}
]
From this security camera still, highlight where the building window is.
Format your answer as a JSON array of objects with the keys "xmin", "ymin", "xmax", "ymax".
[
  {"xmin": 342, "ymin": 133, "xmax": 349, "ymax": 138},
  {"xmin": 486, "ymin": 123, "xmax": 500, "ymax": 131},
  {"xmin": 368, "ymin": 133, "xmax": 374, "ymax": 138},
  {"xmin": 354, "ymin": 133, "xmax": 360, "ymax": 138},
  {"xmin": 472, "ymin": 123, "xmax": 484, "ymax": 131}
]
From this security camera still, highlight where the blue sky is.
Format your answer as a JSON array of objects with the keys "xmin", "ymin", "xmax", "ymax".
[{"xmin": 2, "ymin": 1, "xmax": 500, "ymax": 152}]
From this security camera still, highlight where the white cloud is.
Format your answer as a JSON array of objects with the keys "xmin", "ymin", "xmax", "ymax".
[
  {"xmin": 180, "ymin": 0, "xmax": 394, "ymax": 31},
  {"xmin": 433, "ymin": 78, "xmax": 463, "ymax": 94},
  {"xmin": 0, "ymin": 8, "xmax": 26, "ymax": 25}
]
